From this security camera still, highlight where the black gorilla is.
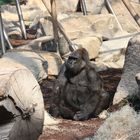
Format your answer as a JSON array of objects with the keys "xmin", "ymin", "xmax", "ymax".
[{"xmin": 49, "ymin": 48, "xmax": 110, "ymax": 120}]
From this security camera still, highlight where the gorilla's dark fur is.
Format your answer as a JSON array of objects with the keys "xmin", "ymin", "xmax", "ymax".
[{"xmin": 49, "ymin": 48, "xmax": 110, "ymax": 120}]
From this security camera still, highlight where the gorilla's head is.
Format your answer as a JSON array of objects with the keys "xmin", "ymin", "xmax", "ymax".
[{"xmin": 65, "ymin": 48, "xmax": 89, "ymax": 75}]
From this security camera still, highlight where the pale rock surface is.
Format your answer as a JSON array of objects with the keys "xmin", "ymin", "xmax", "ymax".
[
  {"xmin": 4, "ymin": 50, "xmax": 62, "ymax": 82},
  {"xmin": 73, "ymin": 36, "xmax": 101, "ymax": 59},
  {"xmin": 2, "ymin": 0, "xmax": 78, "ymax": 22},
  {"xmin": 60, "ymin": 14, "xmax": 120, "ymax": 39},
  {"xmin": 113, "ymin": 34, "xmax": 140, "ymax": 104},
  {"xmin": 110, "ymin": 0, "xmax": 140, "ymax": 33},
  {"xmin": 40, "ymin": 14, "xmax": 120, "ymax": 39},
  {"xmin": 84, "ymin": 0, "xmax": 105, "ymax": 14},
  {"xmin": 96, "ymin": 32, "xmax": 131, "ymax": 68},
  {"xmin": 130, "ymin": 1, "xmax": 140, "ymax": 16}
]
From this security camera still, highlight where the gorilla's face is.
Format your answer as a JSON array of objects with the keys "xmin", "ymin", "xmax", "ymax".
[{"xmin": 66, "ymin": 51, "xmax": 86, "ymax": 74}]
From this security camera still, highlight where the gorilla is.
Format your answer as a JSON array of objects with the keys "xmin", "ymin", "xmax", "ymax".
[{"xmin": 49, "ymin": 48, "xmax": 110, "ymax": 121}]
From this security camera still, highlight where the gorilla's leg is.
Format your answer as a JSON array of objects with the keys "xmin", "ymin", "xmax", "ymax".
[
  {"xmin": 73, "ymin": 94, "xmax": 100, "ymax": 121},
  {"xmin": 94, "ymin": 91, "xmax": 110, "ymax": 116},
  {"xmin": 59, "ymin": 104, "xmax": 75, "ymax": 119}
]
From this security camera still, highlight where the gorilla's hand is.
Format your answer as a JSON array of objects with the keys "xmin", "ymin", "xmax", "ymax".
[{"xmin": 73, "ymin": 111, "xmax": 89, "ymax": 121}]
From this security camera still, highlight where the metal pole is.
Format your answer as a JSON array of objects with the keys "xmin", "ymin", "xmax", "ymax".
[
  {"xmin": 105, "ymin": 0, "xmax": 123, "ymax": 32},
  {"xmin": 0, "ymin": 7, "xmax": 6, "ymax": 55},
  {"xmin": 15, "ymin": 0, "xmax": 27, "ymax": 39},
  {"xmin": 3, "ymin": 28, "xmax": 13, "ymax": 50},
  {"xmin": 80, "ymin": 0, "xmax": 88, "ymax": 15}
]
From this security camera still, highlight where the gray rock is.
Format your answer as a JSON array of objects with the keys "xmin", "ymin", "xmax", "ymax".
[
  {"xmin": 85, "ymin": 105, "xmax": 140, "ymax": 140},
  {"xmin": 86, "ymin": 0, "xmax": 105, "ymax": 14},
  {"xmin": 73, "ymin": 36, "xmax": 101, "ymax": 59},
  {"xmin": 96, "ymin": 32, "xmax": 131, "ymax": 68},
  {"xmin": 113, "ymin": 34, "xmax": 140, "ymax": 104}
]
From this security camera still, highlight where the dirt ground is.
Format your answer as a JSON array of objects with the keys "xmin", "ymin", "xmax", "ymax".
[{"xmin": 39, "ymin": 68, "xmax": 122, "ymax": 140}]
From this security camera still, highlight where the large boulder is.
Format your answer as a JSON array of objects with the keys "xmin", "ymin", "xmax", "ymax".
[
  {"xmin": 61, "ymin": 14, "xmax": 120, "ymax": 39},
  {"xmin": 4, "ymin": 50, "xmax": 62, "ymax": 82},
  {"xmin": 86, "ymin": 0, "xmax": 105, "ymax": 14},
  {"xmin": 73, "ymin": 36, "xmax": 101, "ymax": 59},
  {"xmin": 113, "ymin": 35, "xmax": 140, "ymax": 104}
]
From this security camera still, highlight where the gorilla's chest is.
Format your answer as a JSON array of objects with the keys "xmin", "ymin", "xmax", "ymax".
[
  {"xmin": 67, "ymin": 70, "xmax": 89, "ymax": 89},
  {"xmin": 64, "ymin": 70, "xmax": 90, "ymax": 104}
]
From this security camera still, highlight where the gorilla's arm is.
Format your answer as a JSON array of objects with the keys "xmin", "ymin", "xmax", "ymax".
[
  {"xmin": 87, "ymin": 68, "xmax": 103, "ymax": 92},
  {"xmin": 59, "ymin": 100, "xmax": 75, "ymax": 119},
  {"xmin": 94, "ymin": 91, "xmax": 110, "ymax": 116}
]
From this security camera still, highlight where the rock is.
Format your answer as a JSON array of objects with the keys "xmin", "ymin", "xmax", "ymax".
[
  {"xmin": 130, "ymin": 0, "xmax": 139, "ymax": 2},
  {"xmin": 113, "ymin": 35, "xmax": 140, "ymax": 104},
  {"xmin": 39, "ymin": 17, "xmax": 53, "ymax": 37},
  {"xmin": 25, "ymin": 0, "xmax": 77, "ymax": 21},
  {"xmin": 1, "ymin": 0, "xmax": 76, "ymax": 22},
  {"xmin": 61, "ymin": 14, "xmax": 120, "ymax": 39},
  {"xmin": 4, "ymin": 50, "xmax": 62, "ymax": 82},
  {"xmin": 40, "ymin": 14, "xmax": 120, "ymax": 40},
  {"xmin": 110, "ymin": 0, "xmax": 140, "ymax": 33},
  {"xmin": 96, "ymin": 32, "xmax": 131, "ymax": 68},
  {"xmin": 73, "ymin": 36, "xmax": 101, "ymax": 59},
  {"xmin": 44, "ymin": 0, "xmax": 78, "ymax": 14},
  {"xmin": 95, "ymin": 56, "xmax": 125, "ymax": 69},
  {"xmin": 86, "ymin": 0, "xmax": 105, "ymax": 14},
  {"xmin": 101, "ymin": 5, "xmax": 109, "ymax": 14},
  {"xmin": 2, "ymin": 5, "xmax": 44, "ymax": 22},
  {"xmin": 43, "ymin": 111, "xmax": 60, "ymax": 130},
  {"xmin": 40, "ymin": 52, "xmax": 62, "ymax": 76},
  {"xmin": 98, "ymin": 110, "xmax": 110, "ymax": 119},
  {"xmin": 89, "ymin": 105, "xmax": 140, "ymax": 140},
  {"xmin": 130, "ymin": 1, "xmax": 140, "ymax": 16},
  {"xmin": 58, "ymin": 36, "xmax": 71, "ymax": 56}
]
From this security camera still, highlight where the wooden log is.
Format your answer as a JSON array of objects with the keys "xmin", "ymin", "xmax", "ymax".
[{"xmin": 0, "ymin": 61, "xmax": 44, "ymax": 139}]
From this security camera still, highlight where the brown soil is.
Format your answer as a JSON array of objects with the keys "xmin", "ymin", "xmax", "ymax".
[{"xmin": 39, "ymin": 118, "xmax": 104, "ymax": 140}]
